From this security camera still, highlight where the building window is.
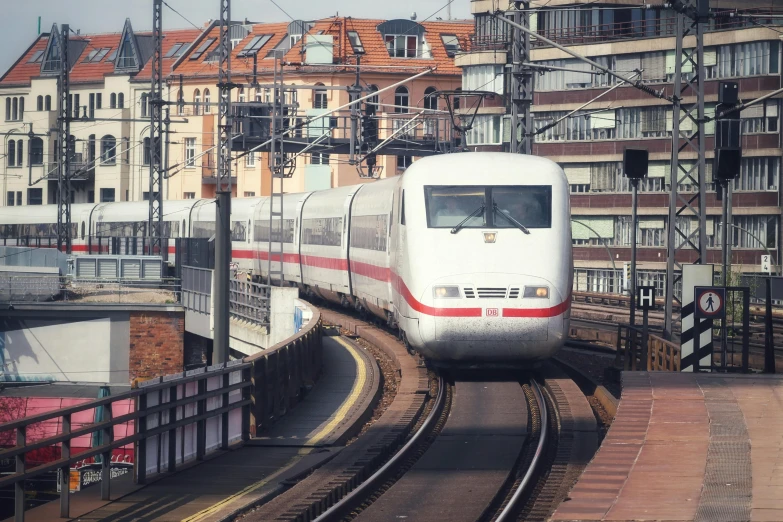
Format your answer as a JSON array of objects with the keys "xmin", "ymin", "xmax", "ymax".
[
  {"xmin": 244, "ymin": 191, "xmax": 255, "ymax": 197},
  {"xmin": 385, "ymin": 34, "xmax": 417, "ymax": 58},
  {"xmin": 6, "ymin": 192, "xmax": 14, "ymax": 206},
  {"xmin": 123, "ymin": 137, "xmax": 130, "ymax": 164},
  {"xmin": 29, "ymin": 137, "xmax": 43, "ymax": 165},
  {"xmin": 193, "ymin": 89, "xmax": 201, "ymax": 115},
  {"xmin": 27, "ymin": 188, "xmax": 42, "ymax": 205},
  {"xmin": 110, "ymin": 93, "xmax": 117, "ymax": 109},
  {"xmin": 36, "ymin": 95, "xmax": 43, "ymax": 111},
  {"xmin": 397, "ymin": 155, "xmax": 412, "ymax": 172},
  {"xmin": 347, "ymin": 31, "xmax": 364, "ymax": 54},
  {"xmin": 204, "ymin": 88, "xmax": 211, "ymax": 113},
  {"xmin": 96, "ymin": 93, "xmax": 102, "ymax": 109},
  {"xmin": 12, "ymin": 97, "xmax": 18, "ymax": 121},
  {"xmin": 45, "ymin": 95, "xmax": 51, "ymax": 111},
  {"xmin": 237, "ymin": 35, "xmax": 272, "ymax": 57},
  {"xmin": 185, "ymin": 138, "xmax": 196, "ymax": 167},
  {"xmin": 462, "ymin": 64, "xmax": 504, "ymax": 95},
  {"xmin": 184, "ymin": 192, "xmax": 196, "ymax": 199},
  {"xmin": 313, "ymin": 84, "xmax": 327, "ymax": 109},
  {"xmin": 465, "ymin": 115, "xmax": 502, "ymax": 146},
  {"xmin": 311, "ymin": 153, "xmax": 330, "ymax": 165},
  {"xmin": 165, "ymin": 43, "xmax": 185, "ymax": 58},
  {"xmin": 101, "ymin": 135, "xmax": 117, "ymax": 164},
  {"xmin": 140, "ymin": 92, "xmax": 149, "ymax": 117},
  {"xmin": 15, "ymin": 140, "xmax": 22, "ymax": 167},
  {"xmin": 394, "ymin": 87, "xmax": 409, "ymax": 113},
  {"xmin": 117, "ymin": 93, "xmax": 124, "ymax": 109},
  {"xmin": 424, "ymin": 87, "xmax": 438, "ymax": 110},
  {"xmin": 143, "ymin": 137, "xmax": 151, "ymax": 165},
  {"xmin": 88, "ymin": 134, "xmax": 96, "ymax": 164},
  {"xmin": 6, "ymin": 98, "xmax": 11, "ymax": 120},
  {"xmin": 100, "ymin": 188, "xmax": 115, "ymax": 203},
  {"xmin": 441, "ymin": 34, "xmax": 461, "ymax": 57},
  {"xmin": 7, "ymin": 140, "xmax": 15, "ymax": 167},
  {"xmin": 238, "ymin": 87, "xmax": 246, "ymax": 103},
  {"xmin": 89, "ymin": 93, "xmax": 96, "ymax": 118},
  {"xmin": 245, "ymin": 152, "xmax": 256, "ymax": 167},
  {"xmin": 190, "ymin": 38, "xmax": 216, "ymax": 60},
  {"xmin": 734, "ymin": 157, "xmax": 780, "ymax": 192}
]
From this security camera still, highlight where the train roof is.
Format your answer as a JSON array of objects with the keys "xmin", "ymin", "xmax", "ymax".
[{"xmin": 400, "ymin": 153, "xmax": 565, "ymax": 188}]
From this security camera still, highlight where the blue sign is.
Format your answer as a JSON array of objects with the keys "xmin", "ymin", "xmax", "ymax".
[{"xmin": 294, "ymin": 307, "xmax": 303, "ymax": 333}]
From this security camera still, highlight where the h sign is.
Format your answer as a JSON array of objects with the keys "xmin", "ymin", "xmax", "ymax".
[{"xmin": 637, "ymin": 286, "xmax": 656, "ymax": 311}]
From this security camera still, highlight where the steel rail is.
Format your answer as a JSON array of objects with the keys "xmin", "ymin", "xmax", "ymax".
[
  {"xmin": 496, "ymin": 379, "xmax": 549, "ymax": 522},
  {"xmin": 313, "ymin": 375, "xmax": 447, "ymax": 522}
]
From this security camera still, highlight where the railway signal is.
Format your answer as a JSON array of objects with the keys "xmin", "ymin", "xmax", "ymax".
[{"xmin": 624, "ymin": 148, "xmax": 648, "ymax": 327}]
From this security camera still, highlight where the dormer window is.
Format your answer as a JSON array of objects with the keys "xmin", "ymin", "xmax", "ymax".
[
  {"xmin": 347, "ymin": 31, "xmax": 364, "ymax": 55},
  {"xmin": 441, "ymin": 34, "xmax": 461, "ymax": 57},
  {"xmin": 377, "ymin": 19, "xmax": 425, "ymax": 59},
  {"xmin": 386, "ymin": 35, "xmax": 417, "ymax": 58},
  {"xmin": 237, "ymin": 35, "xmax": 272, "ymax": 58},
  {"xmin": 287, "ymin": 20, "xmax": 313, "ymax": 49}
]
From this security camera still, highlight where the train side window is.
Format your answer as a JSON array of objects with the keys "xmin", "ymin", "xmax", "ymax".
[
  {"xmin": 400, "ymin": 190, "xmax": 405, "ymax": 225},
  {"xmin": 81, "ymin": 222, "xmax": 85, "ymax": 239}
]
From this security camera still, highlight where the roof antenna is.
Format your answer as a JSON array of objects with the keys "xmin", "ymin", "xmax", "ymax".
[{"xmin": 411, "ymin": 12, "xmax": 417, "ymax": 21}]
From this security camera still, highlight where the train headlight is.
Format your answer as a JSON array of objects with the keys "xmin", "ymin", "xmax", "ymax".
[
  {"xmin": 433, "ymin": 286, "xmax": 460, "ymax": 298},
  {"xmin": 483, "ymin": 232, "xmax": 497, "ymax": 243},
  {"xmin": 524, "ymin": 286, "xmax": 549, "ymax": 298}
]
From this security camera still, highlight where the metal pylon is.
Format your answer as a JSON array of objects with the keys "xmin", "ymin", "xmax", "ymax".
[
  {"xmin": 56, "ymin": 24, "xmax": 72, "ymax": 254},
  {"xmin": 214, "ymin": 0, "xmax": 233, "ymax": 364},
  {"xmin": 664, "ymin": 0, "xmax": 708, "ymax": 340},
  {"xmin": 509, "ymin": 3, "xmax": 533, "ymax": 155},
  {"xmin": 148, "ymin": 0, "xmax": 164, "ymax": 254},
  {"xmin": 267, "ymin": 52, "xmax": 286, "ymax": 286}
]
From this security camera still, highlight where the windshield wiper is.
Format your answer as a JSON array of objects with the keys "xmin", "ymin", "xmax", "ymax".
[
  {"xmin": 450, "ymin": 204, "xmax": 485, "ymax": 234},
  {"xmin": 493, "ymin": 204, "xmax": 530, "ymax": 234}
]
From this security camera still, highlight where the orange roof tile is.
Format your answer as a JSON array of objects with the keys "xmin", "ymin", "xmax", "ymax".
[
  {"xmin": 1, "ymin": 27, "xmax": 204, "ymax": 87},
  {"xmin": 173, "ymin": 17, "xmax": 472, "ymax": 80},
  {"xmin": 0, "ymin": 36, "xmax": 49, "ymax": 87}
]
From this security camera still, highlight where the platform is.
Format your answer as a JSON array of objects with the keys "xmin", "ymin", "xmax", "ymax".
[
  {"xmin": 552, "ymin": 372, "xmax": 783, "ymax": 522},
  {"xmin": 7, "ymin": 336, "xmax": 379, "ymax": 522}
]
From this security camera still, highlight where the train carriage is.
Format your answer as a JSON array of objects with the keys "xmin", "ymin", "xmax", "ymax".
[{"xmin": 253, "ymin": 192, "xmax": 310, "ymax": 283}]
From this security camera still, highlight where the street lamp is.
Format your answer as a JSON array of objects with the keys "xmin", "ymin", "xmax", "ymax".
[{"xmin": 623, "ymin": 148, "xmax": 649, "ymax": 327}]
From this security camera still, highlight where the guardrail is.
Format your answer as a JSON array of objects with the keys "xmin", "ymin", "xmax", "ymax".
[
  {"xmin": 246, "ymin": 306, "xmax": 323, "ymax": 435},
  {"xmin": 614, "ymin": 324, "xmax": 680, "ymax": 372},
  {"xmin": 0, "ymin": 300, "xmax": 324, "ymax": 521},
  {"xmin": 181, "ymin": 266, "xmax": 271, "ymax": 327},
  {"xmin": 0, "ymin": 362, "xmax": 251, "ymax": 522}
]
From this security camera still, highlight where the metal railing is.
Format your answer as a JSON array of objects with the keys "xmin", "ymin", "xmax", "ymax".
[
  {"xmin": 0, "ymin": 361, "xmax": 251, "ymax": 522},
  {"xmin": 246, "ymin": 307, "xmax": 322, "ymax": 434},
  {"xmin": 615, "ymin": 324, "xmax": 680, "ymax": 372},
  {"xmin": 181, "ymin": 266, "xmax": 271, "ymax": 327},
  {"xmin": 229, "ymin": 278, "xmax": 270, "ymax": 326}
]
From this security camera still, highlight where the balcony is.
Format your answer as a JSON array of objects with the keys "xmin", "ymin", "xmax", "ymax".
[{"xmin": 44, "ymin": 162, "xmax": 94, "ymax": 181}]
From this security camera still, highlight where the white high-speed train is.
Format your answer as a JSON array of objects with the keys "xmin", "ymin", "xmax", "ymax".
[{"xmin": 0, "ymin": 153, "xmax": 573, "ymax": 367}]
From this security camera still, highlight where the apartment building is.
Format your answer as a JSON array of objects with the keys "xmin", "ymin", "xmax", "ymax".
[
  {"xmin": 165, "ymin": 16, "xmax": 471, "ymax": 200},
  {"xmin": 460, "ymin": 0, "xmax": 783, "ymax": 290},
  {"xmin": 0, "ymin": 20, "xmax": 201, "ymax": 206}
]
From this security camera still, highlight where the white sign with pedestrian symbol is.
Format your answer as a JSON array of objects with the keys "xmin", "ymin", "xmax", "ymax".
[
  {"xmin": 694, "ymin": 286, "xmax": 726, "ymax": 320},
  {"xmin": 762, "ymin": 255, "xmax": 772, "ymax": 274}
]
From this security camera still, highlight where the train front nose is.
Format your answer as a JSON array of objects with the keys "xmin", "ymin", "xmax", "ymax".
[{"xmin": 413, "ymin": 273, "xmax": 569, "ymax": 366}]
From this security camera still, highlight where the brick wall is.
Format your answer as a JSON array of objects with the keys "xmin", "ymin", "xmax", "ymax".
[{"xmin": 128, "ymin": 310, "xmax": 185, "ymax": 382}]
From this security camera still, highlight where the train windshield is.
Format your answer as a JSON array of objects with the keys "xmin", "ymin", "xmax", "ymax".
[{"xmin": 425, "ymin": 186, "xmax": 551, "ymax": 229}]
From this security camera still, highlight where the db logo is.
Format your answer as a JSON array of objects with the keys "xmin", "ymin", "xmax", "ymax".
[{"xmin": 486, "ymin": 308, "xmax": 499, "ymax": 317}]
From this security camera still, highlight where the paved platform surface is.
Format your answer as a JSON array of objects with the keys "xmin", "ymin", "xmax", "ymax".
[
  {"xmin": 8, "ymin": 336, "xmax": 378, "ymax": 522},
  {"xmin": 552, "ymin": 372, "xmax": 783, "ymax": 522},
  {"xmin": 355, "ymin": 381, "xmax": 528, "ymax": 522}
]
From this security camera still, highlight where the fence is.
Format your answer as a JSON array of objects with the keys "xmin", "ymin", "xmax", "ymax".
[
  {"xmin": 0, "ymin": 362, "xmax": 251, "ymax": 521},
  {"xmin": 614, "ymin": 324, "xmax": 681, "ymax": 372},
  {"xmin": 181, "ymin": 266, "xmax": 271, "ymax": 327}
]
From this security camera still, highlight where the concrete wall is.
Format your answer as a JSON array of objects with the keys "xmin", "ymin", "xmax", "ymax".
[{"xmin": 0, "ymin": 305, "xmax": 184, "ymax": 384}]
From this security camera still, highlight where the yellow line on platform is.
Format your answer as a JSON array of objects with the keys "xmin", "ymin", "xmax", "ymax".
[
  {"xmin": 180, "ymin": 451, "xmax": 310, "ymax": 522},
  {"xmin": 304, "ymin": 336, "xmax": 367, "ymax": 447},
  {"xmin": 180, "ymin": 336, "xmax": 368, "ymax": 522}
]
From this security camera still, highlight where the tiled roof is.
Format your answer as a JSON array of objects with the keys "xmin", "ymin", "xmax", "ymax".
[
  {"xmin": 0, "ymin": 35, "xmax": 49, "ymax": 87},
  {"xmin": 135, "ymin": 28, "xmax": 203, "ymax": 82},
  {"xmin": 173, "ymin": 17, "xmax": 472, "ymax": 79},
  {"xmin": 0, "ymin": 28, "xmax": 203, "ymax": 87}
]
